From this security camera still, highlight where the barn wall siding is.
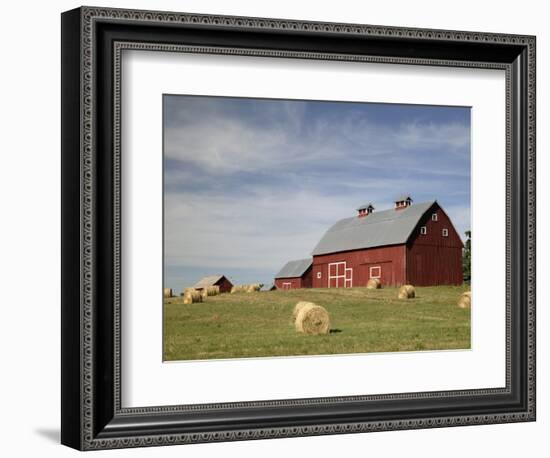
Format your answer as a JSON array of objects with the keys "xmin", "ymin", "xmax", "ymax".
[
  {"xmin": 301, "ymin": 267, "xmax": 313, "ymax": 288},
  {"xmin": 274, "ymin": 277, "xmax": 302, "ymax": 289},
  {"xmin": 406, "ymin": 205, "xmax": 464, "ymax": 286},
  {"xmin": 312, "ymin": 245, "xmax": 406, "ymax": 287},
  {"xmin": 406, "ymin": 244, "xmax": 463, "ymax": 286}
]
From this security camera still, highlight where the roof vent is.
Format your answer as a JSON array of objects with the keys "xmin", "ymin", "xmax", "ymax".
[
  {"xmin": 357, "ymin": 203, "xmax": 374, "ymax": 218},
  {"xmin": 394, "ymin": 195, "xmax": 413, "ymax": 210}
]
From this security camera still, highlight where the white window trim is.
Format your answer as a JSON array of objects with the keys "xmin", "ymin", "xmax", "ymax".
[
  {"xmin": 282, "ymin": 282, "xmax": 292, "ymax": 290},
  {"xmin": 316, "ymin": 271, "xmax": 322, "ymax": 279},
  {"xmin": 420, "ymin": 226, "xmax": 427, "ymax": 235},
  {"xmin": 442, "ymin": 228, "xmax": 449, "ymax": 237},
  {"xmin": 432, "ymin": 213, "xmax": 438, "ymax": 221},
  {"xmin": 369, "ymin": 266, "xmax": 381, "ymax": 279}
]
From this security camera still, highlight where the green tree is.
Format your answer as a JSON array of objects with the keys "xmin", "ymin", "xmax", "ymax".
[{"xmin": 462, "ymin": 230, "xmax": 471, "ymax": 283}]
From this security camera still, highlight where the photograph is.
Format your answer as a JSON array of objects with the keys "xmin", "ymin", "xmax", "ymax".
[{"xmin": 162, "ymin": 95, "xmax": 472, "ymax": 361}]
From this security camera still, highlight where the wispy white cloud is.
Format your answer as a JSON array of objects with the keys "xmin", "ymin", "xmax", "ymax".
[
  {"xmin": 164, "ymin": 189, "xmax": 350, "ymax": 271},
  {"xmin": 164, "ymin": 105, "xmax": 470, "ymax": 176}
]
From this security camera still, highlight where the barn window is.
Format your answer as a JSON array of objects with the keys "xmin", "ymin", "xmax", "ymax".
[
  {"xmin": 420, "ymin": 226, "xmax": 427, "ymax": 235},
  {"xmin": 282, "ymin": 282, "xmax": 292, "ymax": 290},
  {"xmin": 369, "ymin": 266, "xmax": 381, "ymax": 279},
  {"xmin": 432, "ymin": 213, "xmax": 438, "ymax": 221},
  {"xmin": 316, "ymin": 272, "xmax": 322, "ymax": 279},
  {"xmin": 442, "ymin": 228, "xmax": 449, "ymax": 237}
]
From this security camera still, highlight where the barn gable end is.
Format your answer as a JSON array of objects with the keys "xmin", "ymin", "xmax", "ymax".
[{"xmin": 405, "ymin": 203, "xmax": 464, "ymax": 286}]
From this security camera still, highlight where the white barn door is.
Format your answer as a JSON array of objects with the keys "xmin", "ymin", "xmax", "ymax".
[{"xmin": 328, "ymin": 262, "xmax": 353, "ymax": 288}]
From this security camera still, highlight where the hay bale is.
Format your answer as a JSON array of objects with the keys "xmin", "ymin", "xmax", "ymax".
[
  {"xmin": 457, "ymin": 291, "xmax": 471, "ymax": 309},
  {"xmin": 211, "ymin": 285, "xmax": 220, "ymax": 295},
  {"xmin": 294, "ymin": 303, "xmax": 330, "ymax": 335},
  {"xmin": 232, "ymin": 285, "xmax": 254, "ymax": 294},
  {"xmin": 201, "ymin": 285, "xmax": 220, "ymax": 298},
  {"xmin": 183, "ymin": 289, "xmax": 203, "ymax": 304},
  {"xmin": 397, "ymin": 284, "xmax": 416, "ymax": 299},
  {"xmin": 366, "ymin": 278, "xmax": 381, "ymax": 289},
  {"xmin": 292, "ymin": 301, "xmax": 316, "ymax": 321},
  {"xmin": 163, "ymin": 288, "xmax": 173, "ymax": 298},
  {"xmin": 182, "ymin": 287, "xmax": 196, "ymax": 296}
]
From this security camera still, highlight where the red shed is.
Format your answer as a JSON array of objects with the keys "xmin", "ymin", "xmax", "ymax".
[
  {"xmin": 192, "ymin": 275, "xmax": 233, "ymax": 293},
  {"xmin": 274, "ymin": 258, "xmax": 312, "ymax": 290},
  {"xmin": 310, "ymin": 197, "xmax": 463, "ymax": 288}
]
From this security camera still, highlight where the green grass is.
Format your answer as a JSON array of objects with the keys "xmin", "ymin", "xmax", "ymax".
[{"xmin": 163, "ymin": 285, "xmax": 471, "ymax": 361}]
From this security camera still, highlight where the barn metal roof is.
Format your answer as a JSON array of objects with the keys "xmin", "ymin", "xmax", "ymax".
[
  {"xmin": 274, "ymin": 258, "xmax": 312, "ymax": 279},
  {"xmin": 192, "ymin": 275, "xmax": 227, "ymax": 289},
  {"xmin": 311, "ymin": 201, "xmax": 436, "ymax": 256}
]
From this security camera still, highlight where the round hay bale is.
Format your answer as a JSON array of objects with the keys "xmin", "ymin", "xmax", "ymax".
[
  {"xmin": 457, "ymin": 291, "xmax": 471, "ymax": 309},
  {"xmin": 230, "ymin": 285, "xmax": 243, "ymax": 294},
  {"xmin": 183, "ymin": 289, "xmax": 203, "ymax": 304},
  {"xmin": 366, "ymin": 278, "xmax": 381, "ymax": 289},
  {"xmin": 183, "ymin": 287, "xmax": 196, "ymax": 296},
  {"xmin": 292, "ymin": 301, "xmax": 316, "ymax": 321},
  {"xmin": 294, "ymin": 303, "xmax": 330, "ymax": 335},
  {"xmin": 397, "ymin": 284, "xmax": 416, "ymax": 299},
  {"xmin": 201, "ymin": 285, "xmax": 220, "ymax": 298},
  {"xmin": 163, "ymin": 288, "xmax": 173, "ymax": 298}
]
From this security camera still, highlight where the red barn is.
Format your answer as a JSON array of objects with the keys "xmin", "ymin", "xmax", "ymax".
[
  {"xmin": 192, "ymin": 275, "xmax": 233, "ymax": 293},
  {"xmin": 310, "ymin": 196, "xmax": 464, "ymax": 288},
  {"xmin": 274, "ymin": 258, "xmax": 312, "ymax": 290}
]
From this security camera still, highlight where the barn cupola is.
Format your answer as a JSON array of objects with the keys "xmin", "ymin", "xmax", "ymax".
[
  {"xmin": 356, "ymin": 203, "xmax": 375, "ymax": 218},
  {"xmin": 394, "ymin": 195, "xmax": 413, "ymax": 210}
]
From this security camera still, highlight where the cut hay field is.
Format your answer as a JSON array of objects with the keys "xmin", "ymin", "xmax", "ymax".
[{"xmin": 163, "ymin": 285, "xmax": 471, "ymax": 361}]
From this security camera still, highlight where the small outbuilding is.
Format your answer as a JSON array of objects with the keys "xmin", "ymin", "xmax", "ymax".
[
  {"xmin": 192, "ymin": 275, "xmax": 233, "ymax": 293},
  {"xmin": 274, "ymin": 258, "xmax": 312, "ymax": 290}
]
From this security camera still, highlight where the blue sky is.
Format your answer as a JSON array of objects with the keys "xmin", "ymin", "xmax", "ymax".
[{"xmin": 163, "ymin": 95, "xmax": 471, "ymax": 290}]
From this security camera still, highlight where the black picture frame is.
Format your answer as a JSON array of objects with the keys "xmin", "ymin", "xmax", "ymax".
[{"xmin": 61, "ymin": 6, "xmax": 536, "ymax": 450}]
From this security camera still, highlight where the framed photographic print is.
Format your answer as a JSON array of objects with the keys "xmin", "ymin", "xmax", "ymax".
[{"xmin": 61, "ymin": 6, "xmax": 536, "ymax": 450}]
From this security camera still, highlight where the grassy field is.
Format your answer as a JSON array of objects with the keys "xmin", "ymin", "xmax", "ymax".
[{"xmin": 163, "ymin": 285, "xmax": 471, "ymax": 361}]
